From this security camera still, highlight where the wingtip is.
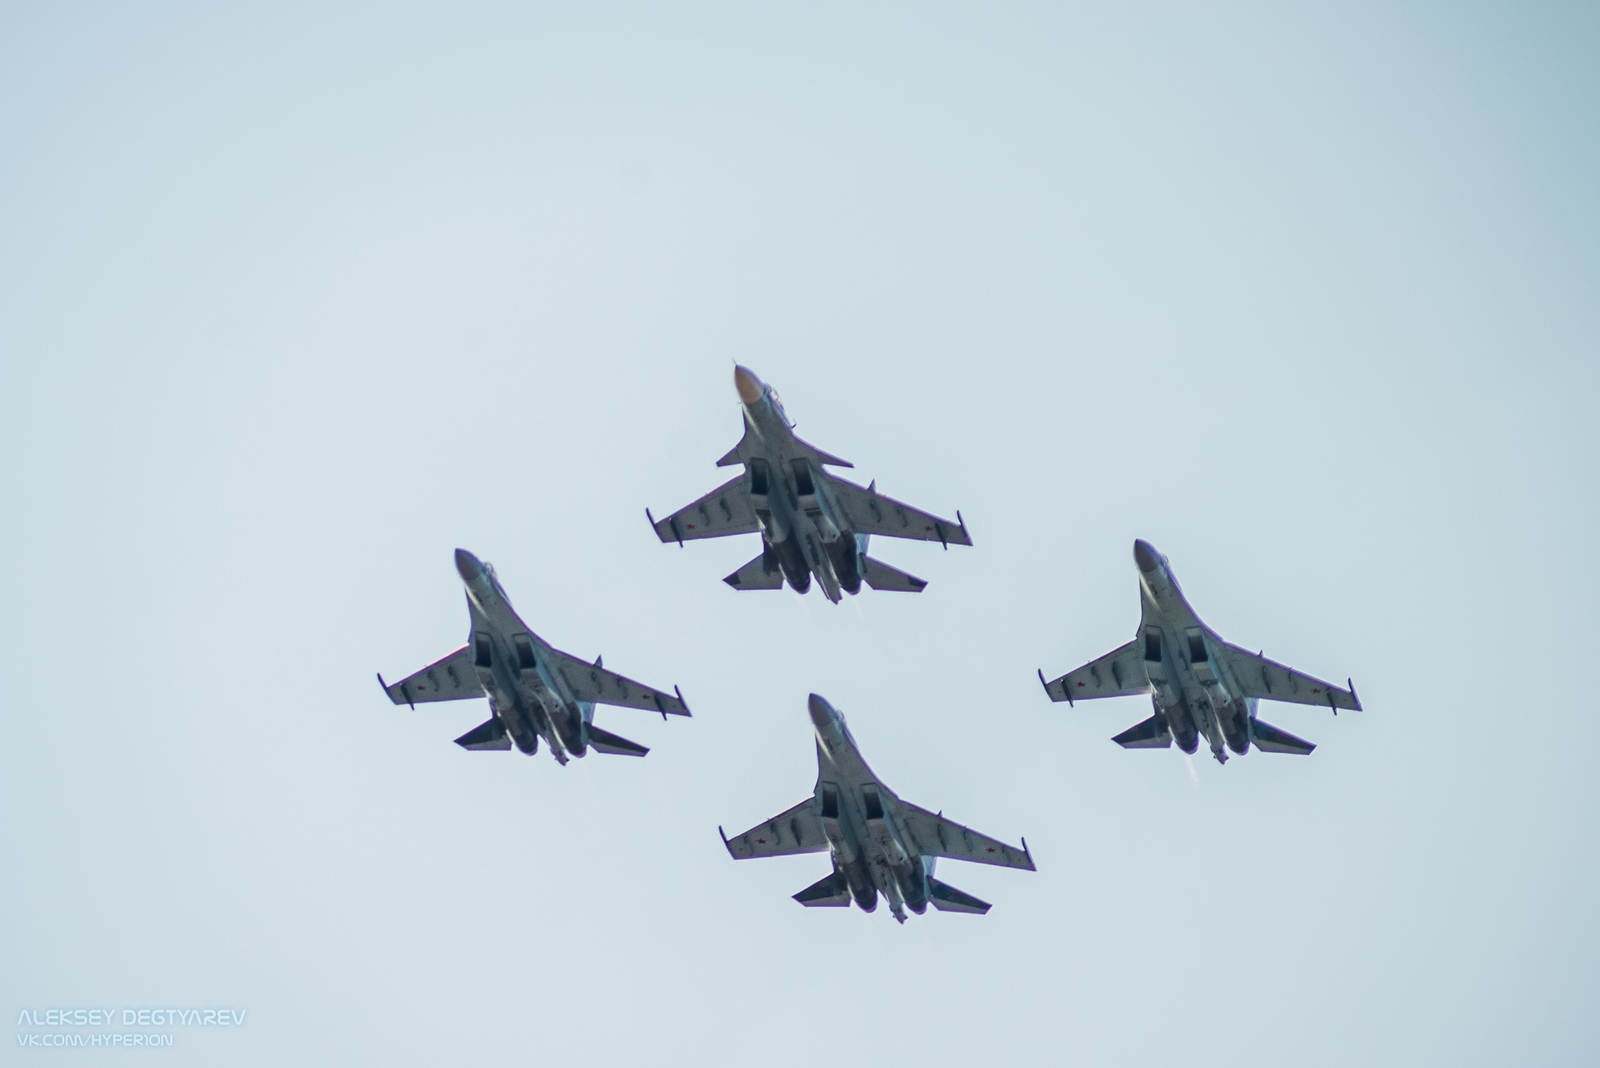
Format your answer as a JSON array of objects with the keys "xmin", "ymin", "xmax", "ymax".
[
  {"xmin": 676, "ymin": 684, "xmax": 691, "ymax": 717},
  {"xmin": 957, "ymin": 509, "xmax": 971, "ymax": 545},
  {"xmin": 717, "ymin": 825, "xmax": 737, "ymax": 858},
  {"xmin": 1021, "ymin": 836, "xmax": 1036, "ymax": 871},
  {"xmin": 377, "ymin": 672, "xmax": 411, "ymax": 709},
  {"xmin": 1348, "ymin": 677, "xmax": 1362, "ymax": 711},
  {"xmin": 1038, "ymin": 669, "xmax": 1071, "ymax": 706},
  {"xmin": 645, "ymin": 507, "xmax": 682, "ymax": 547}
]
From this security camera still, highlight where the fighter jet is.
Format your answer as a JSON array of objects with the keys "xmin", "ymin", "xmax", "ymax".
[
  {"xmin": 1040, "ymin": 540, "xmax": 1361, "ymax": 764},
  {"xmin": 720, "ymin": 694, "xmax": 1035, "ymax": 922},
  {"xmin": 377, "ymin": 549, "xmax": 690, "ymax": 763},
  {"xmin": 647, "ymin": 365, "xmax": 972, "ymax": 602}
]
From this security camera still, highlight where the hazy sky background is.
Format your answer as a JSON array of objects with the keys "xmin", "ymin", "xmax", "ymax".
[{"xmin": 2, "ymin": 3, "xmax": 1597, "ymax": 1065}]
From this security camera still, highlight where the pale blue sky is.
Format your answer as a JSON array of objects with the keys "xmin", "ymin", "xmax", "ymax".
[{"xmin": 2, "ymin": 4, "xmax": 1597, "ymax": 1065}]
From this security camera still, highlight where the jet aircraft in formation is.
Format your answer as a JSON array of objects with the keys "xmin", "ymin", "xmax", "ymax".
[
  {"xmin": 375, "ymin": 369, "xmax": 1365, "ymax": 923},
  {"xmin": 1040, "ymin": 540, "xmax": 1361, "ymax": 764},
  {"xmin": 649, "ymin": 365, "xmax": 971, "ymax": 601},
  {"xmin": 379, "ymin": 549, "xmax": 689, "ymax": 763},
  {"xmin": 721, "ymin": 694, "xmax": 1034, "ymax": 922}
]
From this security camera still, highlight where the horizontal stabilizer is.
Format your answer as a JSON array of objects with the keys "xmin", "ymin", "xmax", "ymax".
[
  {"xmin": 586, "ymin": 725, "xmax": 650, "ymax": 757},
  {"xmin": 1251, "ymin": 719, "xmax": 1316, "ymax": 755},
  {"xmin": 927, "ymin": 878, "xmax": 991, "ymax": 915},
  {"xmin": 860, "ymin": 555, "xmax": 928, "ymax": 593},
  {"xmin": 724, "ymin": 552, "xmax": 785, "ymax": 591},
  {"xmin": 454, "ymin": 717, "xmax": 512, "ymax": 751},
  {"xmin": 793, "ymin": 871, "xmax": 852, "ymax": 908},
  {"xmin": 1112, "ymin": 715, "xmax": 1173, "ymax": 750}
]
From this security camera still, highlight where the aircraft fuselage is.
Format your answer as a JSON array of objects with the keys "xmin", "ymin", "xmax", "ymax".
[
  {"xmin": 456, "ymin": 549, "xmax": 595, "ymax": 764},
  {"xmin": 808, "ymin": 695, "xmax": 932, "ymax": 922},
  {"xmin": 1133, "ymin": 541, "xmax": 1257, "ymax": 764},
  {"xmin": 734, "ymin": 375, "xmax": 866, "ymax": 603}
]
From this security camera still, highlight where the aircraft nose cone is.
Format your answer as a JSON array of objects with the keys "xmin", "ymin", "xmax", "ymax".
[
  {"xmin": 454, "ymin": 548, "xmax": 482, "ymax": 582},
  {"xmin": 1133, "ymin": 539, "xmax": 1160, "ymax": 574},
  {"xmin": 734, "ymin": 365, "xmax": 764, "ymax": 405},
  {"xmin": 807, "ymin": 693, "xmax": 835, "ymax": 730}
]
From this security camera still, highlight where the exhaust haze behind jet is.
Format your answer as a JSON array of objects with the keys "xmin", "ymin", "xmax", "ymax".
[
  {"xmin": 1040, "ymin": 540, "xmax": 1362, "ymax": 764},
  {"xmin": 378, "ymin": 549, "xmax": 689, "ymax": 764},
  {"xmin": 648, "ymin": 365, "xmax": 971, "ymax": 602},
  {"xmin": 720, "ymin": 694, "xmax": 1034, "ymax": 922}
]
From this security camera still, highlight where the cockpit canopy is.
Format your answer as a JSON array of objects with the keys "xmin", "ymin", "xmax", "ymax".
[
  {"xmin": 765, "ymin": 386, "xmax": 792, "ymax": 426},
  {"xmin": 484, "ymin": 562, "xmax": 511, "ymax": 604}
]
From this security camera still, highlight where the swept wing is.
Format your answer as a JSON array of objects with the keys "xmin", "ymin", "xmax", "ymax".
[
  {"xmin": 544, "ymin": 649, "xmax": 691, "ymax": 716},
  {"xmin": 827, "ymin": 478, "xmax": 971, "ymax": 546},
  {"xmin": 382, "ymin": 646, "xmax": 482, "ymax": 706},
  {"xmin": 721, "ymin": 799, "xmax": 828, "ymax": 859},
  {"xmin": 1221, "ymin": 644, "xmax": 1361, "ymax": 711},
  {"xmin": 894, "ymin": 802, "xmax": 1035, "ymax": 870},
  {"xmin": 651, "ymin": 476, "xmax": 759, "ymax": 544},
  {"xmin": 1041, "ymin": 640, "xmax": 1147, "ymax": 703}
]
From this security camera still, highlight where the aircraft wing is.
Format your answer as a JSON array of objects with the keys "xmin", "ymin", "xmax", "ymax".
[
  {"xmin": 546, "ymin": 650, "xmax": 691, "ymax": 716},
  {"xmin": 651, "ymin": 476, "xmax": 759, "ymax": 544},
  {"xmin": 1041, "ymin": 640, "xmax": 1147, "ymax": 703},
  {"xmin": 1221, "ymin": 644, "xmax": 1362, "ymax": 711},
  {"xmin": 895, "ymin": 802, "xmax": 1035, "ymax": 870},
  {"xmin": 382, "ymin": 645, "xmax": 483, "ymax": 706},
  {"xmin": 826, "ymin": 478, "xmax": 971, "ymax": 546},
  {"xmin": 721, "ymin": 799, "xmax": 828, "ymax": 859}
]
